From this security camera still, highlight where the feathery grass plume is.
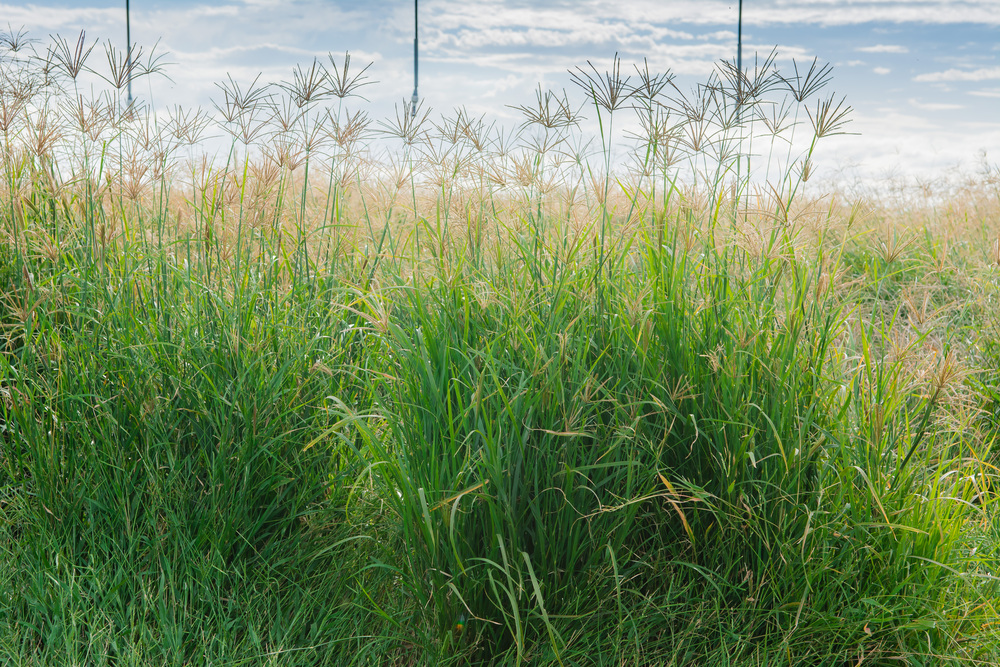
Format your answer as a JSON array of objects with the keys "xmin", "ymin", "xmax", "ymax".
[
  {"xmin": 324, "ymin": 107, "xmax": 372, "ymax": 156},
  {"xmin": 378, "ymin": 97, "xmax": 431, "ymax": 146},
  {"xmin": 808, "ymin": 93, "xmax": 855, "ymax": 139},
  {"xmin": 434, "ymin": 107, "xmax": 472, "ymax": 146},
  {"xmin": 458, "ymin": 108, "xmax": 495, "ymax": 153},
  {"xmin": 508, "ymin": 85, "xmax": 580, "ymax": 130},
  {"xmin": 631, "ymin": 58, "xmax": 674, "ymax": 111},
  {"xmin": 0, "ymin": 73, "xmax": 31, "ymax": 144},
  {"xmin": 280, "ymin": 57, "xmax": 332, "ymax": 109},
  {"xmin": 758, "ymin": 95, "xmax": 796, "ymax": 141},
  {"xmin": 63, "ymin": 93, "xmax": 110, "ymax": 144},
  {"xmin": 569, "ymin": 53, "xmax": 639, "ymax": 308},
  {"xmin": 785, "ymin": 56, "xmax": 835, "ymax": 104},
  {"xmin": 166, "ymin": 104, "xmax": 213, "ymax": 147},
  {"xmin": 719, "ymin": 47, "xmax": 781, "ymax": 110},
  {"xmin": 569, "ymin": 52, "xmax": 635, "ymax": 114},
  {"xmin": 213, "ymin": 73, "xmax": 273, "ymax": 146},
  {"xmin": 503, "ymin": 87, "xmax": 578, "ymax": 226},
  {"xmin": 270, "ymin": 92, "xmax": 306, "ymax": 134},
  {"xmin": 267, "ymin": 95, "xmax": 312, "ymax": 173},
  {"xmin": 0, "ymin": 25, "xmax": 32, "ymax": 53},
  {"xmin": 48, "ymin": 29, "xmax": 96, "ymax": 83},
  {"xmin": 326, "ymin": 51, "xmax": 373, "ymax": 100},
  {"xmin": 94, "ymin": 38, "xmax": 171, "ymax": 96},
  {"xmin": 627, "ymin": 62, "xmax": 679, "ymax": 164},
  {"xmin": 24, "ymin": 103, "xmax": 61, "ymax": 161}
]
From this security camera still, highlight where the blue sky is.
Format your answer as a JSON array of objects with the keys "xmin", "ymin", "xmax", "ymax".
[{"xmin": 4, "ymin": 0, "xmax": 999, "ymax": 183}]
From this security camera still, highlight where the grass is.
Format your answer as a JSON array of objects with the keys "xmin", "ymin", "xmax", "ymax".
[{"xmin": 2, "ymin": 29, "xmax": 1000, "ymax": 664}]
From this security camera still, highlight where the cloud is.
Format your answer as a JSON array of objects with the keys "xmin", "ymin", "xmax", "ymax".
[
  {"xmin": 698, "ymin": 30, "xmax": 737, "ymax": 41},
  {"xmin": 816, "ymin": 105, "xmax": 1000, "ymax": 182},
  {"xmin": 915, "ymin": 66, "xmax": 1000, "ymax": 82},
  {"xmin": 480, "ymin": 73, "xmax": 527, "ymax": 99},
  {"xmin": 908, "ymin": 98, "xmax": 963, "ymax": 111},
  {"xmin": 857, "ymin": 44, "xmax": 909, "ymax": 53},
  {"xmin": 7, "ymin": 0, "xmax": 1000, "ymax": 184},
  {"xmin": 421, "ymin": 0, "xmax": 1000, "ymax": 30},
  {"xmin": 0, "ymin": 4, "xmax": 120, "ymax": 31},
  {"xmin": 180, "ymin": 5, "xmax": 242, "ymax": 18}
]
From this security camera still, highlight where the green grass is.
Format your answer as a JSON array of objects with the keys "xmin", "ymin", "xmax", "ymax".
[
  {"xmin": 2, "ymin": 32, "xmax": 1000, "ymax": 665},
  {"xmin": 0, "ymin": 260, "xmax": 385, "ymax": 664}
]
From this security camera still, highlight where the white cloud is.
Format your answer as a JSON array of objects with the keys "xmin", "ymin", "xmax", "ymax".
[
  {"xmin": 6, "ymin": 0, "xmax": 1000, "ymax": 184},
  {"xmin": 857, "ymin": 44, "xmax": 909, "ymax": 53},
  {"xmin": 0, "ymin": 4, "xmax": 120, "ymax": 31},
  {"xmin": 481, "ymin": 73, "xmax": 527, "ymax": 99},
  {"xmin": 698, "ymin": 30, "xmax": 737, "ymax": 41},
  {"xmin": 183, "ymin": 5, "xmax": 242, "ymax": 18},
  {"xmin": 908, "ymin": 98, "xmax": 963, "ymax": 111},
  {"xmin": 240, "ymin": 0, "xmax": 289, "ymax": 7},
  {"xmin": 423, "ymin": 0, "xmax": 1000, "ymax": 38},
  {"xmin": 575, "ymin": 0, "xmax": 998, "ymax": 27},
  {"xmin": 816, "ymin": 106, "xmax": 1000, "ymax": 183},
  {"xmin": 915, "ymin": 66, "xmax": 1000, "ymax": 82}
]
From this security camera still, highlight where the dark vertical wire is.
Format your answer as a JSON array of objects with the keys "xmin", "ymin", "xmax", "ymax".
[
  {"xmin": 126, "ymin": 0, "xmax": 133, "ymax": 103},
  {"xmin": 737, "ymin": 0, "xmax": 743, "ymax": 101},
  {"xmin": 411, "ymin": 0, "xmax": 418, "ymax": 117},
  {"xmin": 736, "ymin": 0, "xmax": 744, "ymax": 211}
]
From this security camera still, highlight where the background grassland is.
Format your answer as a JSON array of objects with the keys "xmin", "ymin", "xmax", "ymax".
[{"xmin": 2, "ymin": 30, "xmax": 1000, "ymax": 665}]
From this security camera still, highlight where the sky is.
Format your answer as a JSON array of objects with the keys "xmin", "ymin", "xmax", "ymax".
[{"xmin": 3, "ymin": 0, "xmax": 999, "ymax": 186}]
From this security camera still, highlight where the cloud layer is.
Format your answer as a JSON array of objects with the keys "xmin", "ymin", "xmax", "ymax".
[{"xmin": 2, "ymin": 0, "xmax": 997, "ymax": 181}]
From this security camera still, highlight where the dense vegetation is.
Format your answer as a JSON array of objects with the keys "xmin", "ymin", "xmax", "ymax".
[{"xmin": 2, "ymin": 29, "xmax": 999, "ymax": 665}]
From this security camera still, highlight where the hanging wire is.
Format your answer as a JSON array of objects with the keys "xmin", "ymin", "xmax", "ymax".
[
  {"xmin": 411, "ymin": 0, "xmax": 418, "ymax": 118},
  {"xmin": 737, "ymin": 0, "xmax": 743, "ymax": 101},
  {"xmin": 125, "ymin": 0, "xmax": 132, "ymax": 105},
  {"xmin": 126, "ymin": 0, "xmax": 133, "ymax": 103}
]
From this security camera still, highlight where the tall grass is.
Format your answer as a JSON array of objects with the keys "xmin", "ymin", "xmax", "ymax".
[{"xmin": 1, "ymin": 28, "xmax": 999, "ymax": 665}]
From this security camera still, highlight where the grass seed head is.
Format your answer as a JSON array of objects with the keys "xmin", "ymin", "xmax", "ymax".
[
  {"xmin": 48, "ymin": 30, "xmax": 96, "ymax": 82},
  {"xmin": 280, "ymin": 58, "xmax": 332, "ymax": 108},
  {"xmin": 508, "ymin": 85, "xmax": 580, "ymax": 130},
  {"xmin": 570, "ymin": 52, "xmax": 635, "ymax": 113},
  {"xmin": 784, "ymin": 57, "xmax": 834, "ymax": 103},
  {"xmin": 325, "ymin": 52, "xmax": 374, "ymax": 100},
  {"xmin": 378, "ymin": 98, "xmax": 431, "ymax": 145},
  {"xmin": 807, "ymin": 93, "xmax": 855, "ymax": 138}
]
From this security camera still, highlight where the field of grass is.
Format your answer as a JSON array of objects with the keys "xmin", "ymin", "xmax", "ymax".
[{"xmin": 2, "ymin": 30, "xmax": 1000, "ymax": 665}]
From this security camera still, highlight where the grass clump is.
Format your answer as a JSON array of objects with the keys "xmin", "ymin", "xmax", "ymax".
[
  {"xmin": 0, "ymin": 262, "xmax": 384, "ymax": 664},
  {"xmin": 1, "ymin": 28, "xmax": 999, "ymax": 665},
  {"xmin": 370, "ymin": 236, "xmax": 838, "ymax": 661},
  {"xmin": 358, "ymin": 226, "xmax": 994, "ymax": 664}
]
